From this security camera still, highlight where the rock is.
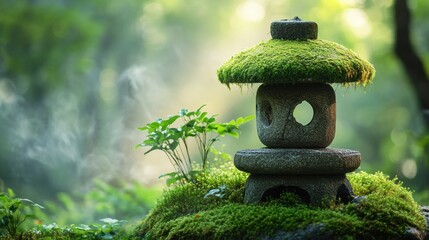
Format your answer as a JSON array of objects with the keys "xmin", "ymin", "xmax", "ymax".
[
  {"xmin": 260, "ymin": 224, "xmax": 333, "ymax": 240},
  {"xmin": 422, "ymin": 206, "xmax": 429, "ymax": 228},
  {"xmin": 403, "ymin": 227, "xmax": 426, "ymax": 240},
  {"xmin": 351, "ymin": 195, "xmax": 367, "ymax": 204},
  {"xmin": 421, "ymin": 206, "xmax": 429, "ymax": 240}
]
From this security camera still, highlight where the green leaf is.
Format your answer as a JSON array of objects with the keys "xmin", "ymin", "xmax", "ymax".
[
  {"xmin": 239, "ymin": 115, "xmax": 255, "ymax": 126},
  {"xmin": 144, "ymin": 146, "xmax": 159, "ymax": 155},
  {"xmin": 7, "ymin": 188, "xmax": 15, "ymax": 198},
  {"xmin": 162, "ymin": 115, "xmax": 180, "ymax": 127},
  {"xmin": 100, "ymin": 218, "xmax": 119, "ymax": 225},
  {"xmin": 197, "ymin": 111, "xmax": 208, "ymax": 121},
  {"xmin": 227, "ymin": 119, "xmax": 236, "ymax": 126},
  {"xmin": 142, "ymin": 139, "xmax": 157, "ymax": 146},
  {"xmin": 226, "ymin": 131, "xmax": 239, "ymax": 138},
  {"xmin": 169, "ymin": 141, "xmax": 179, "ymax": 151},
  {"xmin": 226, "ymin": 125, "xmax": 239, "ymax": 132},
  {"xmin": 186, "ymin": 119, "xmax": 196, "ymax": 127},
  {"xmin": 216, "ymin": 125, "xmax": 226, "ymax": 135},
  {"xmin": 207, "ymin": 117, "xmax": 216, "ymax": 124},
  {"xmin": 194, "ymin": 126, "xmax": 205, "ymax": 133},
  {"xmin": 188, "ymin": 170, "xmax": 203, "ymax": 178},
  {"xmin": 169, "ymin": 128, "xmax": 182, "ymax": 140},
  {"xmin": 19, "ymin": 198, "xmax": 44, "ymax": 209},
  {"xmin": 179, "ymin": 109, "xmax": 188, "ymax": 116},
  {"xmin": 159, "ymin": 172, "xmax": 179, "ymax": 179},
  {"xmin": 195, "ymin": 104, "xmax": 206, "ymax": 114},
  {"xmin": 159, "ymin": 172, "xmax": 185, "ymax": 186},
  {"xmin": 185, "ymin": 111, "xmax": 196, "ymax": 117}
]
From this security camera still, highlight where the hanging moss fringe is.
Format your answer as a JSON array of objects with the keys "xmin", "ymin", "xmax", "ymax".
[{"xmin": 217, "ymin": 39, "xmax": 375, "ymax": 87}]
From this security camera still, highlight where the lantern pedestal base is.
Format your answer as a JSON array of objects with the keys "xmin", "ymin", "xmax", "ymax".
[
  {"xmin": 244, "ymin": 173, "xmax": 354, "ymax": 205},
  {"xmin": 234, "ymin": 148, "xmax": 360, "ymax": 205}
]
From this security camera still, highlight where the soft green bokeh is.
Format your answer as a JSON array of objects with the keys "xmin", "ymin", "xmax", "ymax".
[{"xmin": 0, "ymin": 0, "xmax": 428, "ymax": 216}]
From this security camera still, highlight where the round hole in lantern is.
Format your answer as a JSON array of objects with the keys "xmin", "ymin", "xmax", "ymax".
[{"xmin": 293, "ymin": 100, "xmax": 314, "ymax": 126}]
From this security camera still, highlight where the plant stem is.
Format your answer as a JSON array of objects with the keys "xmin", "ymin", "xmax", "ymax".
[{"xmin": 182, "ymin": 138, "xmax": 193, "ymax": 173}]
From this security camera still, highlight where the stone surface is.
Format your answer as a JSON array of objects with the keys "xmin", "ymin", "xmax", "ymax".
[
  {"xmin": 244, "ymin": 174, "xmax": 354, "ymax": 205},
  {"xmin": 404, "ymin": 227, "xmax": 427, "ymax": 240},
  {"xmin": 270, "ymin": 17, "xmax": 318, "ymax": 40},
  {"xmin": 234, "ymin": 148, "xmax": 361, "ymax": 175},
  {"xmin": 422, "ymin": 206, "xmax": 429, "ymax": 231},
  {"xmin": 256, "ymin": 83, "xmax": 335, "ymax": 148},
  {"xmin": 260, "ymin": 224, "xmax": 333, "ymax": 240},
  {"xmin": 396, "ymin": 205, "xmax": 429, "ymax": 240}
]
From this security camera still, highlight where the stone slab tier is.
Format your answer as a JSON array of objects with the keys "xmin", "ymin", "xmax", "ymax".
[{"xmin": 234, "ymin": 148, "xmax": 361, "ymax": 175}]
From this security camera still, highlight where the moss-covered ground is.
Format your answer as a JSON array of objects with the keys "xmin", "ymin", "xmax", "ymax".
[
  {"xmin": 133, "ymin": 163, "xmax": 427, "ymax": 240},
  {"xmin": 217, "ymin": 39, "xmax": 375, "ymax": 87}
]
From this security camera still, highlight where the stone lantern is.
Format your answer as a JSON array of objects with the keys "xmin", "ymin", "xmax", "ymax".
[{"xmin": 217, "ymin": 17, "xmax": 375, "ymax": 205}]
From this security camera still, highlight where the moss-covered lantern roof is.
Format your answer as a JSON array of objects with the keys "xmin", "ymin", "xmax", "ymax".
[{"xmin": 217, "ymin": 17, "xmax": 375, "ymax": 86}]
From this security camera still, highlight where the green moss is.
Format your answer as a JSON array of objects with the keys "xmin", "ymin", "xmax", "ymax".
[
  {"xmin": 134, "ymin": 169, "xmax": 426, "ymax": 240},
  {"xmin": 345, "ymin": 172, "xmax": 426, "ymax": 236},
  {"xmin": 136, "ymin": 164, "xmax": 248, "ymax": 235},
  {"xmin": 217, "ymin": 39, "xmax": 375, "ymax": 87}
]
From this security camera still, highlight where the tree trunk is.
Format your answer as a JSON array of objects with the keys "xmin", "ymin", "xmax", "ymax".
[{"xmin": 393, "ymin": 0, "xmax": 429, "ymax": 130}]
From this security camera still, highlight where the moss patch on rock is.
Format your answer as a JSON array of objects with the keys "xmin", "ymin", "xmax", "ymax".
[
  {"xmin": 133, "ymin": 166, "xmax": 427, "ymax": 240},
  {"xmin": 217, "ymin": 39, "xmax": 375, "ymax": 87}
]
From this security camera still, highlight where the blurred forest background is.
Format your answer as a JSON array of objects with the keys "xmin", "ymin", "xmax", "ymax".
[{"xmin": 1, "ymin": 0, "xmax": 428, "ymax": 224}]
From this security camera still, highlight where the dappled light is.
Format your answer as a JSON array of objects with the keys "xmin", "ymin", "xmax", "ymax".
[
  {"xmin": 235, "ymin": 0, "xmax": 266, "ymax": 23},
  {"xmin": 402, "ymin": 158, "xmax": 417, "ymax": 179},
  {"xmin": 342, "ymin": 8, "xmax": 372, "ymax": 38}
]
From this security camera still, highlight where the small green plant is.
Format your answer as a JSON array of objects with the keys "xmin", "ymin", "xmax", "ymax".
[
  {"xmin": 0, "ymin": 188, "xmax": 44, "ymax": 237},
  {"xmin": 204, "ymin": 185, "xmax": 227, "ymax": 199},
  {"xmin": 137, "ymin": 105, "xmax": 253, "ymax": 185},
  {"xmin": 32, "ymin": 218, "xmax": 127, "ymax": 239},
  {"xmin": 1, "ymin": 185, "xmax": 135, "ymax": 239}
]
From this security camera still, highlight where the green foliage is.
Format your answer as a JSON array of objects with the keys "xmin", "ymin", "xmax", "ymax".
[
  {"xmin": 0, "ymin": 0, "xmax": 144, "ymax": 100},
  {"xmin": 1, "ymin": 0, "xmax": 428, "ymax": 216},
  {"xmin": 209, "ymin": 145, "xmax": 233, "ymax": 167},
  {"xmin": 85, "ymin": 180, "xmax": 160, "ymax": 222},
  {"xmin": 0, "ymin": 184, "xmax": 141, "ymax": 239},
  {"xmin": 44, "ymin": 180, "xmax": 161, "ymax": 225},
  {"xmin": 0, "ymin": 2, "xmax": 101, "ymax": 100},
  {"xmin": 0, "ymin": 0, "xmax": 147, "ymax": 204},
  {"xmin": 0, "ymin": 188, "xmax": 44, "ymax": 237},
  {"xmin": 28, "ymin": 218, "xmax": 127, "ymax": 240},
  {"xmin": 138, "ymin": 105, "xmax": 253, "ymax": 185},
  {"xmin": 217, "ymin": 39, "xmax": 375, "ymax": 87},
  {"xmin": 0, "ymin": 218, "xmax": 128, "ymax": 240},
  {"xmin": 416, "ymin": 133, "xmax": 429, "ymax": 166},
  {"xmin": 134, "ymin": 170, "xmax": 427, "ymax": 240}
]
